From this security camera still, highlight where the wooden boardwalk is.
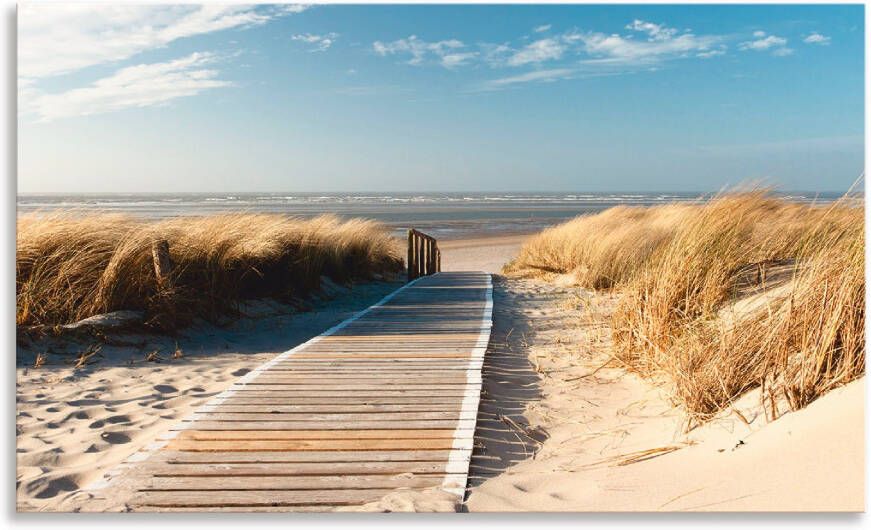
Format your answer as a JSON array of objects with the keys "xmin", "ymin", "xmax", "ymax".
[{"xmin": 85, "ymin": 271, "xmax": 493, "ymax": 511}]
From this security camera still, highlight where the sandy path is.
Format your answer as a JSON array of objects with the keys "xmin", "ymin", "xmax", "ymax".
[
  {"xmin": 16, "ymin": 280, "xmax": 402, "ymax": 511},
  {"xmin": 439, "ymin": 235, "xmax": 527, "ymax": 274},
  {"xmin": 466, "ymin": 276, "xmax": 864, "ymax": 512}
]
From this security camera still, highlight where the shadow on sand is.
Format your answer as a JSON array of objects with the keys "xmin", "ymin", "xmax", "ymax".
[{"xmin": 466, "ymin": 275, "xmax": 549, "ymax": 494}]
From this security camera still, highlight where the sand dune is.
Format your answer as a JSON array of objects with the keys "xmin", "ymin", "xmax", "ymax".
[{"xmin": 466, "ymin": 277, "xmax": 864, "ymax": 512}]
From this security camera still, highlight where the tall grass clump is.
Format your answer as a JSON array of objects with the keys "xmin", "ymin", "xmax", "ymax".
[
  {"xmin": 17, "ymin": 213, "xmax": 403, "ymax": 329},
  {"xmin": 504, "ymin": 203, "xmax": 695, "ymax": 288},
  {"xmin": 506, "ymin": 190, "xmax": 864, "ymax": 420}
]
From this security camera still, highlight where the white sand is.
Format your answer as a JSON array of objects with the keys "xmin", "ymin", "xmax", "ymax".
[
  {"xmin": 439, "ymin": 235, "xmax": 527, "ymax": 274},
  {"xmin": 465, "ymin": 276, "xmax": 865, "ymax": 512}
]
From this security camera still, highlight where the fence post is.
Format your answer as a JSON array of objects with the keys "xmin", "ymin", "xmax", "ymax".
[
  {"xmin": 406, "ymin": 229, "xmax": 415, "ymax": 280},
  {"xmin": 151, "ymin": 239, "xmax": 173, "ymax": 290}
]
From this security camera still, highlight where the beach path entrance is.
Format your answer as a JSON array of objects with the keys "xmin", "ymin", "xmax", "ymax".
[{"xmin": 84, "ymin": 271, "xmax": 493, "ymax": 512}]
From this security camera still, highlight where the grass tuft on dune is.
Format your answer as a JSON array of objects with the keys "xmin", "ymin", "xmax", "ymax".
[
  {"xmin": 17, "ymin": 213, "xmax": 403, "ymax": 330},
  {"xmin": 506, "ymin": 191, "xmax": 864, "ymax": 422}
]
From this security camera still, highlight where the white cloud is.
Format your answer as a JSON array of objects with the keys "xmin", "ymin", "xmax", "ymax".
[
  {"xmin": 533, "ymin": 24, "xmax": 552, "ymax": 33},
  {"xmin": 772, "ymin": 47, "xmax": 795, "ymax": 57},
  {"xmin": 25, "ymin": 52, "xmax": 230, "ymax": 122},
  {"xmin": 292, "ymin": 32, "xmax": 338, "ymax": 52},
  {"xmin": 739, "ymin": 32, "xmax": 787, "ymax": 51},
  {"xmin": 804, "ymin": 33, "xmax": 831, "ymax": 45},
  {"xmin": 506, "ymin": 38, "xmax": 565, "ymax": 66},
  {"xmin": 281, "ymin": 5, "xmax": 312, "ymax": 14},
  {"xmin": 579, "ymin": 29, "xmax": 722, "ymax": 65},
  {"xmin": 697, "ymin": 47, "xmax": 727, "ymax": 59},
  {"xmin": 625, "ymin": 19, "xmax": 678, "ymax": 41},
  {"xmin": 441, "ymin": 52, "xmax": 479, "ymax": 69},
  {"xmin": 373, "ymin": 35, "xmax": 467, "ymax": 67},
  {"xmin": 478, "ymin": 68, "xmax": 575, "ymax": 90},
  {"xmin": 18, "ymin": 4, "xmax": 295, "ymax": 79}
]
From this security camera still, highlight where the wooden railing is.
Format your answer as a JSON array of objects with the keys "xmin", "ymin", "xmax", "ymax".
[{"xmin": 407, "ymin": 229, "xmax": 440, "ymax": 281}]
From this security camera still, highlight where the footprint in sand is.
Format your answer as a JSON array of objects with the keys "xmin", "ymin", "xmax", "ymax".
[
  {"xmin": 32, "ymin": 476, "xmax": 79, "ymax": 499},
  {"xmin": 153, "ymin": 384, "xmax": 177, "ymax": 394},
  {"xmin": 100, "ymin": 431, "xmax": 131, "ymax": 444},
  {"xmin": 231, "ymin": 368, "xmax": 250, "ymax": 377},
  {"xmin": 88, "ymin": 415, "xmax": 131, "ymax": 429}
]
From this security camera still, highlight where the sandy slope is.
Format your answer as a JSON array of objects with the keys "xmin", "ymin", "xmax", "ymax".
[
  {"xmin": 16, "ymin": 280, "xmax": 402, "ymax": 511},
  {"xmin": 466, "ymin": 277, "xmax": 864, "ymax": 512}
]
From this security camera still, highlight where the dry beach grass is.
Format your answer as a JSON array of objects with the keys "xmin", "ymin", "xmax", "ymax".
[
  {"xmin": 17, "ymin": 213, "xmax": 403, "ymax": 330},
  {"xmin": 506, "ymin": 191, "xmax": 864, "ymax": 422}
]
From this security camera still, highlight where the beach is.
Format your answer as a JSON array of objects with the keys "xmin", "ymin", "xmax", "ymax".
[{"xmin": 17, "ymin": 227, "xmax": 864, "ymax": 512}]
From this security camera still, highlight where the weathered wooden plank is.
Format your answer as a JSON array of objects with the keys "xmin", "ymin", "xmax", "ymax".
[
  {"xmin": 165, "ymin": 438, "xmax": 462, "ymax": 452},
  {"xmin": 209, "ymin": 404, "xmax": 475, "ymax": 413},
  {"xmin": 145, "ymin": 462, "xmax": 455, "ymax": 477},
  {"xmin": 146, "ymin": 474, "xmax": 464, "ymax": 491},
  {"xmin": 221, "ymin": 385, "xmax": 473, "ymax": 398},
  {"xmin": 174, "ymin": 429, "xmax": 464, "ymax": 441},
  {"xmin": 246, "ymin": 377, "xmax": 473, "ymax": 384},
  {"xmin": 158, "ymin": 450, "xmax": 458, "ymax": 464},
  {"xmin": 219, "ymin": 397, "xmax": 467, "ymax": 406},
  {"xmin": 132, "ymin": 489, "xmax": 398, "ymax": 508},
  {"xmin": 175, "ymin": 420, "xmax": 470, "ymax": 431},
  {"xmin": 233, "ymin": 384, "xmax": 476, "ymax": 390},
  {"xmin": 193, "ymin": 412, "xmax": 469, "ymax": 422}
]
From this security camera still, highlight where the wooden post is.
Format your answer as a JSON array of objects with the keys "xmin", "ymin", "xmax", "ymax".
[
  {"xmin": 407, "ymin": 229, "xmax": 415, "ymax": 281},
  {"xmin": 151, "ymin": 239, "xmax": 173, "ymax": 290},
  {"xmin": 436, "ymin": 247, "xmax": 441, "ymax": 272},
  {"xmin": 417, "ymin": 236, "xmax": 424, "ymax": 278}
]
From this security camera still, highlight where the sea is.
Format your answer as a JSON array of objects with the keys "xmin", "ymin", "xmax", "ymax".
[{"xmin": 16, "ymin": 192, "xmax": 847, "ymax": 240}]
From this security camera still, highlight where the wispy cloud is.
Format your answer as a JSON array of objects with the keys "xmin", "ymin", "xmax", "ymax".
[
  {"xmin": 25, "ymin": 52, "xmax": 230, "ymax": 122},
  {"xmin": 441, "ymin": 52, "xmax": 479, "ymax": 68},
  {"xmin": 292, "ymin": 32, "xmax": 338, "ymax": 52},
  {"xmin": 372, "ymin": 35, "xmax": 472, "ymax": 68},
  {"xmin": 739, "ymin": 31, "xmax": 792, "ymax": 56},
  {"xmin": 625, "ymin": 19, "xmax": 678, "ymax": 41},
  {"xmin": 804, "ymin": 32, "xmax": 831, "ymax": 45},
  {"xmin": 577, "ymin": 21, "xmax": 724, "ymax": 66},
  {"xmin": 371, "ymin": 19, "xmax": 733, "ymax": 91},
  {"xmin": 18, "ymin": 4, "xmax": 300, "ymax": 80},
  {"xmin": 476, "ymin": 68, "xmax": 575, "ymax": 90},
  {"xmin": 18, "ymin": 4, "xmax": 307, "ymax": 121},
  {"xmin": 506, "ymin": 38, "xmax": 566, "ymax": 66}
]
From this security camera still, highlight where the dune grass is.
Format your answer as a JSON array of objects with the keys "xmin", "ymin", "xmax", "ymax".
[
  {"xmin": 17, "ymin": 213, "xmax": 403, "ymax": 330},
  {"xmin": 506, "ymin": 191, "xmax": 864, "ymax": 422}
]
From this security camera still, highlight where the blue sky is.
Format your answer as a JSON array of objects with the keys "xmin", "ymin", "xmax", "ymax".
[{"xmin": 18, "ymin": 3, "xmax": 864, "ymax": 193}]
